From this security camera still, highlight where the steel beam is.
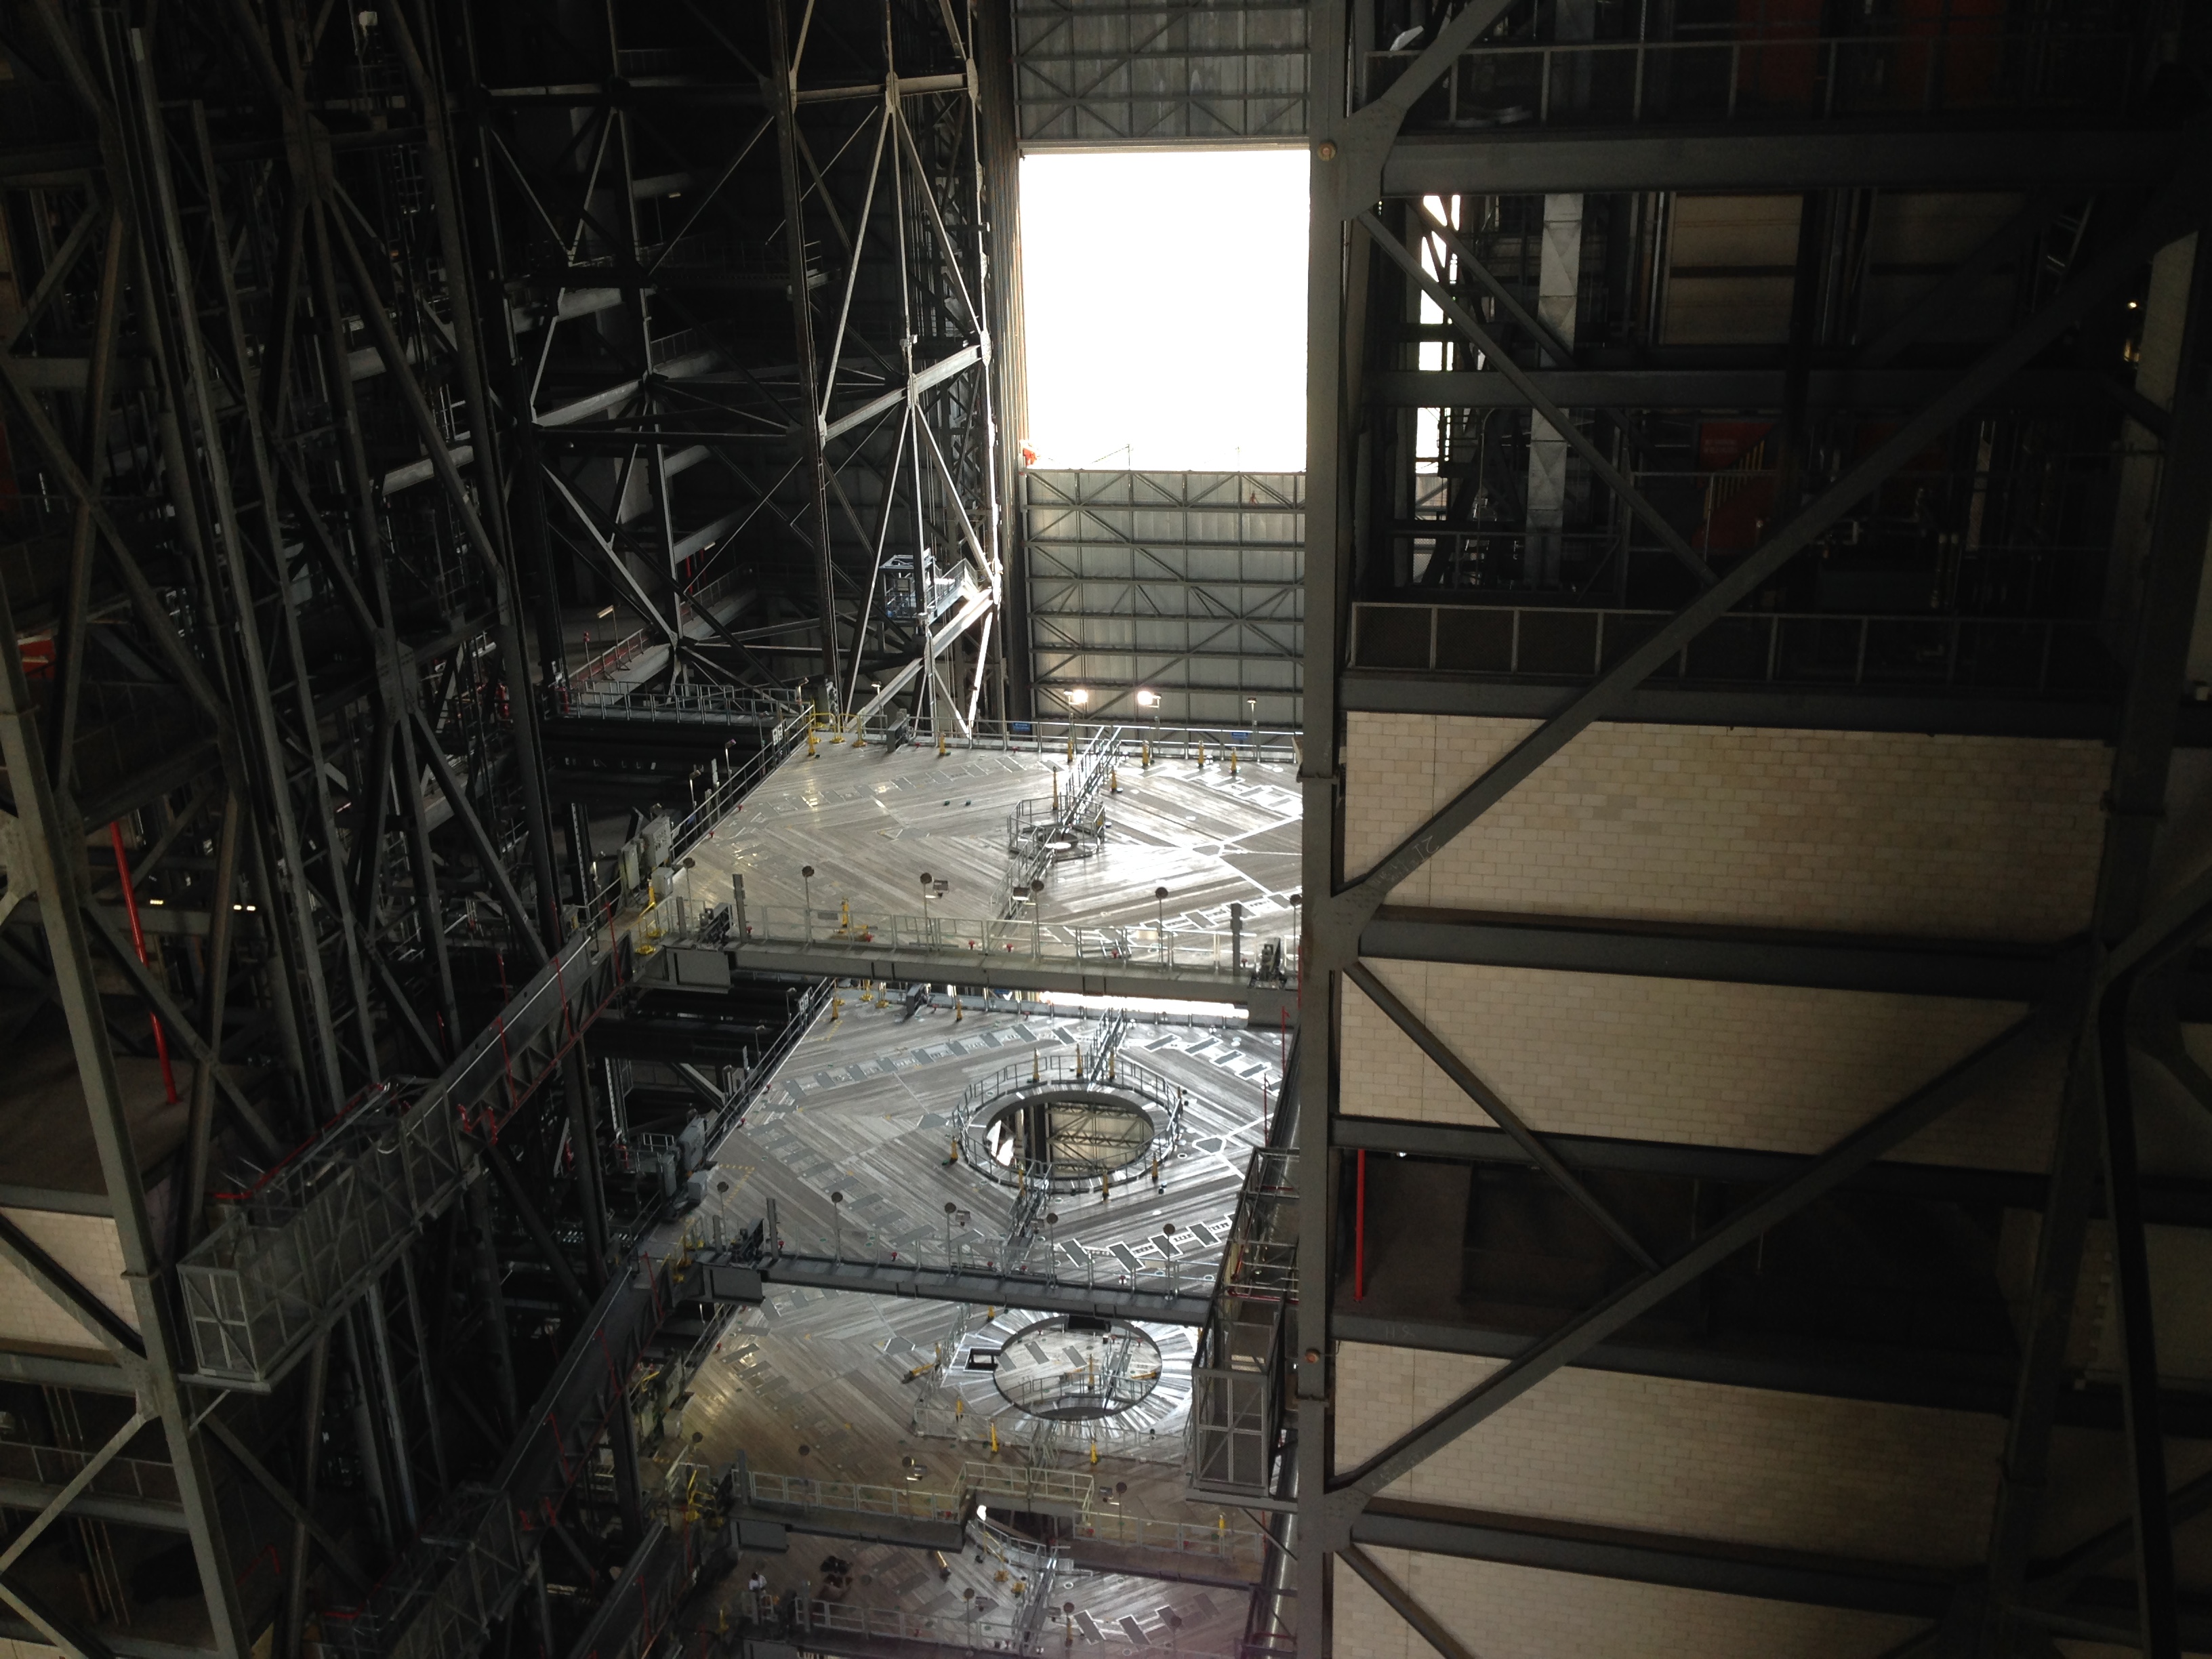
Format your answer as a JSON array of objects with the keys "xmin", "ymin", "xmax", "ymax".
[
  {"xmin": 1360, "ymin": 907, "xmax": 2055, "ymax": 1000},
  {"xmin": 1377, "ymin": 127, "xmax": 2181, "ymax": 196},
  {"xmin": 1344, "ymin": 962, "xmax": 1656, "ymax": 1268},
  {"xmin": 0, "ymin": 539, "xmax": 249, "ymax": 1659},
  {"xmin": 754, "ymin": 1250, "xmax": 1214, "ymax": 1325},
  {"xmin": 0, "ymin": 1478, "xmax": 184, "ymax": 1532},
  {"xmin": 1979, "ymin": 240, "xmax": 2212, "ymax": 1658},
  {"xmin": 1349, "ymin": 1499, "xmax": 1952, "ymax": 1618},
  {"xmin": 1337, "ymin": 1545, "xmax": 1479, "ymax": 1659},
  {"xmin": 724, "ymin": 935, "xmax": 1299, "ymax": 1021},
  {"xmin": 1365, "ymin": 367, "xmax": 2132, "ymax": 411},
  {"xmin": 1332, "ymin": 163, "xmax": 2211, "ymax": 931},
  {"xmin": 1327, "ymin": 1009, "xmax": 2053, "ymax": 1514},
  {"xmin": 769, "ymin": 0, "xmax": 841, "ymax": 694},
  {"xmin": 1336, "ymin": 672, "xmax": 2205, "ymax": 744},
  {"xmin": 1298, "ymin": 0, "xmax": 1354, "ymax": 1651}
]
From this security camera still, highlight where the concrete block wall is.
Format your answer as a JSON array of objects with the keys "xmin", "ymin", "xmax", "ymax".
[
  {"xmin": 1334, "ymin": 1344, "xmax": 2004, "ymax": 1566},
  {"xmin": 0, "ymin": 1208, "xmax": 135, "ymax": 1349},
  {"xmin": 1334, "ymin": 1551, "xmax": 1925, "ymax": 1659},
  {"xmin": 1340, "ymin": 960, "xmax": 2060, "ymax": 1170},
  {"xmin": 1342, "ymin": 714, "xmax": 2108, "ymax": 939}
]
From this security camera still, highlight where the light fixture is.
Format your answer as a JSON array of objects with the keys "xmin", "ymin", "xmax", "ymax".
[
  {"xmin": 596, "ymin": 605, "xmax": 616, "ymax": 619},
  {"xmin": 1136, "ymin": 689, "xmax": 1158, "ymax": 708},
  {"xmin": 1068, "ymin": 687, "xmax": 1090, "ymax": 706}
]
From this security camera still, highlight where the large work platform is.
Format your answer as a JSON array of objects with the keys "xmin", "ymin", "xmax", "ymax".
[
  {"xmin": 664, "ymin": 996, "xmax": 1281, "ymax": 1553},
  {"xmin": 682, "ymin": 736, "xmax": 1301, "ymax": 957}
]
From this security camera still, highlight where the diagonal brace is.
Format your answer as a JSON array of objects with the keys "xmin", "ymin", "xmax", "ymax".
[
  {"xmin": 79, "ymin": 900, "xmax": 283, "ymax": 1155},
  {"xmin": 0, "ymin": 1408, "xmax": 149, "ymax": 1574},
  {"xmin": 1366, "ymin": 213, "xmax": 1715, "ymax": 592},
  {"xmin": 1329, "ymin": 1007, "xmax": 2056, "ymax": 1513},
  {"xmin": 1338, "ymin": 1543, "xmax": 1483, "ymax": 1659},
  {"xmin": 0, "ymin": 1567, "xmax": 122, "ymax": 1659},
  {"xmin": 411, "ymin": 710, "xmax": 552, "ymax": 970},
  {"xmin": 1333, "ymin": 162, "xmax": 2212, "ymax": 933},
  {"xmin": 203, "ymin": 1418, "xmax": 373, "ymax": 1594},
  {"xmin": 0, "ymin": 1211, "xmax": 145, "ymax": 1365},
  {"xmin": 1346, "ymin": 962, "xmax": 1656, "ymax": 1271}
]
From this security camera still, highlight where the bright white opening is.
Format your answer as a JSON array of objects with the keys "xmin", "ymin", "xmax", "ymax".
[{"xmin": 1019, "ymin": 150, "xmax": 1308, "ymax": 472}]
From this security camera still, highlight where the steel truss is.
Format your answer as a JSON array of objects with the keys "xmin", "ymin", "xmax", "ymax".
[
  {"xmin": 0, "ymin": 1, "xmax": 820, "ymax": 1658},
  {"xmin": 1297, "ymin": 2, "xmax": 2212, "ymax": 1658},
  {"xmin": 474, "ymin": 0, "xmax": 1015, "ymax": 740}
]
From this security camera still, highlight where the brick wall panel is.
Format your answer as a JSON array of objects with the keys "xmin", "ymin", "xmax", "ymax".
[
  {"xmin": 1334, "ymin": 1550, "xmax": 1926, "ymax": 1659},
  {"xmin": 0, "ymin": 1209, "xmax": 136, "ymax": 1351},
  {"xmin": 1340, "ymin": 963, "xmax": 2060, "ymax": 1170},
  {"xmin": 1343, "ymin": 714, "xmax": 2107, "ymax": 940},
  {"xmin": 1334, "ymin": 1345, "xmax": 2002, "ymax": 1566}
]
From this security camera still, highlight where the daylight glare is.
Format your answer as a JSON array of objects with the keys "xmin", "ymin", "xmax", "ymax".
[{"xmin": 1019, "ymin": 150, "xmax": 1309, "ymax": 473}]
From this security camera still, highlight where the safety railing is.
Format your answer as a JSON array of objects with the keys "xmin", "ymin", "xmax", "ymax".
[
  {"xmin": 564, "ymin": 570, "xmax": 750, "ymax": 691},
  {"xmin": 961, "ymin": 1459, "xmax": 1095, "ymax": 1514},
  {"xmin": 747, "ymin": 1469, "xmax": 966, "ymax": 1525},
  {"xmin": 996, "ymin": 724, "xmax": 1121, "ymax": 916},
  {"xmin": 178, "ymin": 930, "xmax": 626, "ymax": 1388},
  {"xmin": 1069, "ymin": 1507, "xmax": 1266, "ymax": 1572},
  {"xmin": 1349, "ymin": 600, "xmax": 2118, "ymax": 693},
  {"xmin": 322, "ymin": 1251, "xmax": 692, "ymax": 1659},
  {"xmin": 562, "ymin": 683, "xmax": 799, "ymax": 724},
  {"xmin": 729, "ymin": 905, "xmax": 1285, "ymax": 982},
  {"xmin": 559, "ymin": 1517, "xmax": 699, "ymax": 1659},
  {"xmin": 1218, "ymin": 1149, "xmax": 1298, "ymax": 1305},
  {"xmin": 1371, "ymin": 21, "xmax": 2139, "ymax": 129},
  {"xmin": 760, "ymin": 1236, "xmax": 1216, "ymax": 1303},
  {"xmin": 994, "ymin": 1368, "xmax": 1158, "ymax": 1418},
  {"xmin": 496, "ymin": 1251, "xmax": 684, "ymax": 1525},
  {"xmin": 585, "ymin": 709, "xmax": 810, "ymax": 926},
  {"xmin": 979, "ymin": 719, "xmax": 1298, "ymax": 769},
  {"xmin": 0, "ymin": 1441, "xmax": 180, "ymax": 1507},
  {"xmin": 741, "ymin": 1465, "xmax": 1264, "ymax": 1574},
  {"xmin": 779, "ymin": 1598, "xmax": 1237, "ymax": 1659},
  {"xmin": 954, "ymin": 1049, "xmax": 1185, "ymax": 1192}
]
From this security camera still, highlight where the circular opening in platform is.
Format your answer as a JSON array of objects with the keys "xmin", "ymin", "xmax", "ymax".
[
  {"xmin": 983, "ymin": 1090, "xmax": 1156, "ymax": 1179},
  {"xmin": 991, "ymin": 1317, "xmax": 1164, "ymax": 1422}
]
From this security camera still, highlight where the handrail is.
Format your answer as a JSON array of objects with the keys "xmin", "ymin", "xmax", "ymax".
[
  {"xmin": 783, "ymin": 1599, "xmax": 1239, "ymax": 1659},
  {"xmin": 1349, "ymin": 599, "xmax": 2116, "ymax": 692},
  {"xmin": 953, "ymin": 1049, "xmax": 1185, "ymax": 1192},
  {"xmin": 730, "ymin": 906, "xmax": 1290, "ymax": 983},
  {"xmin": 1371, "ymin": 18, "xmax": 2138, "ymax": 126}
]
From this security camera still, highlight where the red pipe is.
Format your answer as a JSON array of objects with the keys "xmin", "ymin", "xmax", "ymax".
[
  {"xmin": 1355, "ymin": 1148, "xmax": 1368, "ymax": 1300},
  {"xmin": 109, "ymin": 823, "xmax": 179, "ymax": 1104}
]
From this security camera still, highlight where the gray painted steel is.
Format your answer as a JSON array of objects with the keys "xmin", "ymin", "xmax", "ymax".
[
  {"xmin": 1014, "ymin": 0, "xmax": 1308, "ymax": 144},
  {"xmin": 1025, "ymin": 469, "xmax": 1303, "ymax": 728}
]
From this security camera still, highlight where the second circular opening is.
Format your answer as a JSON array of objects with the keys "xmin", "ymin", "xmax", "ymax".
[
  {"xmin": 991, "ymin": 1317, "xmax": 1164, "ymax": 1421},
  {"xmin": 982, "ymin": 1090, "xmax": 1156, "ymax": 1181}
]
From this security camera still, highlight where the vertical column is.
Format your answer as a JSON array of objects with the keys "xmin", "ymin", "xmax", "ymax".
[
  {"xmin": 0, "ymin": 579, "xmax": 251, "ymax": 1659},
  {"xmin": 976, "ymin": 0, "xmax": 1032, "ymax": 725},
  {"xmin": 1519, "ymin": 0, "xmax": 1591, "ymax": 590},
  {"xmin": 1299, "ymin": 0, "xmax": 1351, "ymax": 1650},
  {"xmin": 1523, "ymin": 193, "xmax": 1582, "ymax": 588},
  {"xmin": 770, "ymin": 0, "xmax": 842, "ymax": 701}
]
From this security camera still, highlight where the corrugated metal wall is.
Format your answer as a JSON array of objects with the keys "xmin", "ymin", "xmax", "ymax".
[
  {"xmin": 1025, "ymin": 469, "xmax": 1303, "ymax": 728},
  {"xmin": 1012, "ymin": 0, "xmax": 1308, "ymax": 146}
]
